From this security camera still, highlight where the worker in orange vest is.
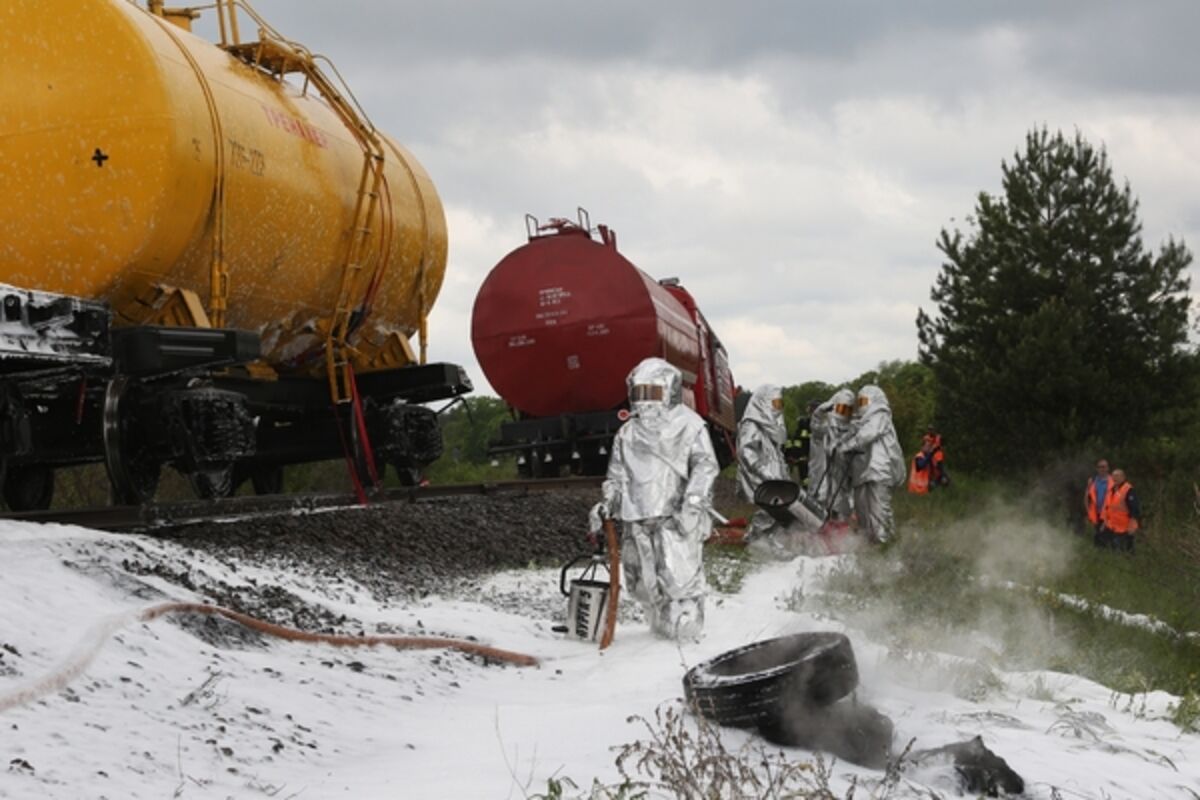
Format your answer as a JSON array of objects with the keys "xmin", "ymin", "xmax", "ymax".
[
  {"xmin": 921, "ymin": 426, "xmax": 947, "ymax": 487},
  {"xmin": 908, "ymin": 426, "xmax": 946, "ymax": 494},
  {"xmin": 1085, "ymin": 459, "xmax": 1111, "ymax": 541},
  {"xmin": 1098, "ymin": 468, "xmax": 1140, "ymax": 553}
]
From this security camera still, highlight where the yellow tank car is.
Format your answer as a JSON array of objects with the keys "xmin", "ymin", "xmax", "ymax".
[
  {"xmin": 0, "ymin": 0, "xmax": 470, "ymax": 509},
  {"xmin": 0, "ymin": 0, "xmax": 446, "ymax": 368}
]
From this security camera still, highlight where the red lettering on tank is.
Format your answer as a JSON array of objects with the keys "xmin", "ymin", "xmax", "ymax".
[{"xmin": 261, "ymin": 105, "xmax": 329, "ymax": 148}]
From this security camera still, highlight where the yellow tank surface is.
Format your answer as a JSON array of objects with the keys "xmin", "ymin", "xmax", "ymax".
[{"xmin": 0, "ymin": 0, "xmax": 447, "ymax": 369}]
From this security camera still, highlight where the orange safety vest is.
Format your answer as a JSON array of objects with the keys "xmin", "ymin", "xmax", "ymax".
[
  {"xmin": 1102, "ymin": 482, "xmax": 1138, "ymax": 534},
  {"xmin": 907, "ymin": 455, "xmax": 929, "ymax": 494},
  {"xmin": 1085, "ymin": 477, "xmax": 1104, "ymax": 525}
]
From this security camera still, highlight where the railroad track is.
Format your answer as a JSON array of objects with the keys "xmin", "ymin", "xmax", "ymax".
[{"xmin": 0, "ymin": 476, "xmax": 605, "ymax": 533}]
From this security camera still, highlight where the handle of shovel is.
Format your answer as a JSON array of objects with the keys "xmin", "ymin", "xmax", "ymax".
[{"xmin": 598, "ymin": 519, "xmax": 620, "ymax": 650}]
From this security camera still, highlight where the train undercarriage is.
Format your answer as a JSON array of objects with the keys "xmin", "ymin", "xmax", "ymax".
[
  {"xmin": 491, "ymin": 410, "xmax": 735, "ymax": 480},
  {"xmin": 0, "ymin": 284, "xmax": 470, "ymax": 510}
]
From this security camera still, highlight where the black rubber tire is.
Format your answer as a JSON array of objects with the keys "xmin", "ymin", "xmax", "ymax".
[{"xmin": 682, "ymin": 632, "xmax": 858, "ymax": 728}]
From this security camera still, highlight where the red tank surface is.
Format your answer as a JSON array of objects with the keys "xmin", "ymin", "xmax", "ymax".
[{"xmin": 472, "ymin": 219, "xmax": 706, "ymax": 418}]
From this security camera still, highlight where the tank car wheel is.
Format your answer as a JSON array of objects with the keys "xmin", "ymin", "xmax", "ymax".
[
  {"xmin": 250, "ymin": 465, "xmax": 284, "ymax": 496},
  {"xmin": 102, "ymin": 377, "xmax": 161, "ymax": 506},
  {"xmin": 188, "ymin": 466, "xmax": 236, "ymax": 500},
  {"xmin": 3, "ymin": 465, "xmax": 55, "ymax": 511},
  {"xmin": 392, "ymin": 463, "xmax": 421, "ymax": 487}
]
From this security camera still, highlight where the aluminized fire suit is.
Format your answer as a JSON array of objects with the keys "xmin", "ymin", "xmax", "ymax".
[
  {"xmin": 809, "ymin": 388, "xmax": 855, "ymax": 520},
  {"xmin": 839, "ymin": 385, "xmax": 906, "ymax": 543},
  {"xmin": 737, "ymin": 385, "xmax": 821, "ymax": 548},
  {"xmin": 590, "ymin": 358, "xmax": 719, "ymax": 641}
]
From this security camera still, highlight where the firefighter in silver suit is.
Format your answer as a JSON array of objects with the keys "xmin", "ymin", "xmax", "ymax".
[{"xmin": 589, "ymin": 358, "xmax": 719, "ymax": 641}]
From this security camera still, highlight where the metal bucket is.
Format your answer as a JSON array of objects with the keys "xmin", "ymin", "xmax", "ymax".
[
  {"xmin": 755, "ymin": 479, "xmax": 825, "ymax": 523},
  {"xmin": 560, "ymin": 554, "xmax": 611, "ymax": 642}
]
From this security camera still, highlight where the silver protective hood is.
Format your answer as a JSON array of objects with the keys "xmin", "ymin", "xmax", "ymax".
[
  {"xmin": 736, "ymin": 384, "xmax": 788, "ymax": 502},
  {"xmin": 626, "ymin": 357, "xmax": 683, "ymax": 412},
  {"xmin": 854, "ymin": 384, "xmax": 890, "ymax": 419}
]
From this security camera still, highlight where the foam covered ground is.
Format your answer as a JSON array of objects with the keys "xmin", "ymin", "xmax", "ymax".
[{"xmin": 2, "ymin": 522, "xmax": 1198, "ymax": 798}]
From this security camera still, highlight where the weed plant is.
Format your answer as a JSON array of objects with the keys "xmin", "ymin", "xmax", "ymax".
[{"xmin": 527, "ymin": 700, "xmax": 905, "ymax": 800}]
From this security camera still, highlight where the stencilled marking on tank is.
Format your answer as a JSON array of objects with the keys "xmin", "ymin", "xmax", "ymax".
[
  {"xmin": 536, "ymin": 309, "xmax": 567, "ymax": 325},
  {"xmin": 537, "ymin": 286, "xmax": 571, "ymax": 306},
  {"xmin": 91, "ymin": 148, "xmax": 109, "ymax": 167},
  {"xmin": 507, "ymin": 334, "xmax": 536, "ymax": 348},
  {"xmin": 260, "ymin": 104, "xmax": 329, "ymax": 148},
  {"xmin": 566, "ymin": 355, "xmax": 581, "ymax": 370},
  {"xmin": 586, "ymin": 323, "xmax": 610, "ymax": 337},
  {"xmin": 228, "ymin": 138, "xmax": 266, "ymax": 176}
]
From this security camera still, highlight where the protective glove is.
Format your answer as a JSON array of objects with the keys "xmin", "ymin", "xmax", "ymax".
[
  {"xmin": 588, "ymin": 500, "xmax": 608, "ymax": 534},
  {"xmin": 676, "ymin": 495, "xmax": 707, "ymax": 537}
]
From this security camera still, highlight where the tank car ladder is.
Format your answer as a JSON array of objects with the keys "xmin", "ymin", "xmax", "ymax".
[
  {"xmin": 217, "ymin": 4, "xmax": 389, "ymax": 405},
  {"xmin": 215, "ymin": 0, "xmax": 393, "ymax": 489}
]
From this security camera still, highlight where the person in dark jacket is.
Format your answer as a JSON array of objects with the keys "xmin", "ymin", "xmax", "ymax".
[{"xmin": 783, "ymin": 401, "xmax": 817, "ymax": 485}]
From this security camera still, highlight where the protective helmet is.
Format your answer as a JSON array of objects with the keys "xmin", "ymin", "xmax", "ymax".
[
  {"xmin": 745, "ymin": 384, "xmax": 785, "ymax": 444},
  {"xmin": 830, "ymin": 388, "xmax": 855, "ymax": 422},
  {"xmin": 855, "ymin": 384, "xmax": 889, "ymax": 418},
  {"xmin": 626, "ymin": 357, "xmax": 682, "ymax": 418}
]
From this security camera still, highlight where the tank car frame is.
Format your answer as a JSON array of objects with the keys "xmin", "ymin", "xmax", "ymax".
[{"xmin": 0, "ymin": 284, "xmax": 470, "ymax": 509}]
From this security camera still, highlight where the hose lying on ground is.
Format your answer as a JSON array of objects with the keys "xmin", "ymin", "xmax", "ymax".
[{"xmin": 0, "ymin": 601, "xmax": 539, "ymax": 714}]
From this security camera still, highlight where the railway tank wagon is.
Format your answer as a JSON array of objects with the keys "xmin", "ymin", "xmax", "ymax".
[
  {"xmin": 471, "ymin": 210, "xmax": 736, "ymax": 477},
  {"xmin": 0, "ymin": 0, "xmax": 470, "ymax": 508}
]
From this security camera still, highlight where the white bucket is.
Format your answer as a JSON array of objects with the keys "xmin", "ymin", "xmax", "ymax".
[{"xmin": 566, "ymin": 578, "xmax": 610, "ymax": 641}]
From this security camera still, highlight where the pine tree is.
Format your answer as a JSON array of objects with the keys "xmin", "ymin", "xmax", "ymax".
[{"xmin": 916, "ymin": 127, "xmax": 1193, "ymax": 469}]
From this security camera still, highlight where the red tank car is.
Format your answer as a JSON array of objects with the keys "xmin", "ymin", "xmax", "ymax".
[{"xmin": 471, "ymin": 210, "xmax": 737, "ymax": 476}]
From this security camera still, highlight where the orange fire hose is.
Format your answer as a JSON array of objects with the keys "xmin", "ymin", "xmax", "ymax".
[
  {"xmin": 140, "ymin": 602, "xmax": 539, "ymax": 666},
  {"xmin": 0, "ymin": 601, "xmax": 538, "ymax": 714},
  {"xmin": 598, "ymin": 519, "xmax": 620, "ymax": 650}
]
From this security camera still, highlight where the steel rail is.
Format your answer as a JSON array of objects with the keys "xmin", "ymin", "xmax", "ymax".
[{"xmin": 0, "ymin": 476, "xmax": 604, "ymax": 534}]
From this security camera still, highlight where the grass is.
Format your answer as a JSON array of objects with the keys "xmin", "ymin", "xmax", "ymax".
[
  {"xmin": 812, "ymin": 474, "xmax": 1200, "ymax": 707},
  {"xmin": 704, "ymin": 543, "xmax": 755, "ymax": 594}
]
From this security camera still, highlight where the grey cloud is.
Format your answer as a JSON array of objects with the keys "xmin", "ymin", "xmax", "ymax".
[
  {"xmin": 183, "ymin": 1, "xmax": 1200, "ymax": 388},
  {"xmin": 230, "ymin": 1, "xmax": 1200, "ymax": 96}
]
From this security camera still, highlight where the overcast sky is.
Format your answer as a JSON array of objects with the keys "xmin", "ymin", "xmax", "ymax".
[{"xmin": 218, "ymin": 1, "xmax": 1200, "ymax": 393}]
